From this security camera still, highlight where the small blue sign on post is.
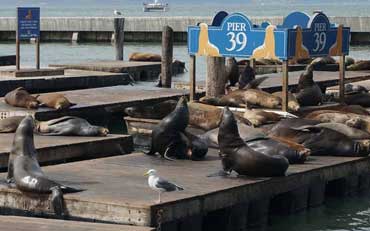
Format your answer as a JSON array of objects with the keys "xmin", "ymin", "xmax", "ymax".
[{"xmin": 17, "ymin": 7, "xmax": 40, "ymax": 39}]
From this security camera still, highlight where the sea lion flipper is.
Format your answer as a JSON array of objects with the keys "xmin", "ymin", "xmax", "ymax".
[
  {"xmin": 244, "ymin": 76, "xmax": 269, "ymax": 90},
  {"xmin": 163, "ymin": 145, "xmax": 176, "ymax": 161},
  {"xmin": 51, "ymin": 186, "xmax": 64, "ymax": 217},
  {"xmin": 207, "ymin": 170, "xmax": 230, "ymax": 177}
]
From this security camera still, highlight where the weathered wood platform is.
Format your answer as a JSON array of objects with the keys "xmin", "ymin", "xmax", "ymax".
[
  {"xmin": 174, "ymin": 70, "xmax": 370, "ymax": 93},
  {"xmin": 0, "ymin": 68, "xmax": 131, "ymax": 97},
  {"xmin": 0, "ymin": 68, "xmax": 65, "ymax": 77},
  {"xmin": 0, "ymin": 134, "xmax": 133, "ymax": 171},
  {"xmin": 0, "ymin": 216, "xmax": 154, "ymax": 231},
  {"xmin": 0, "ymin": 86, "xmax": 203, "ymax": 120},
  {"xmin": 50, "ymin": 60, "xmax": 185, "ymax": 81},
  {"xmin": 0, "ymin": 149, "xmax": 368, "ymax": 230}
]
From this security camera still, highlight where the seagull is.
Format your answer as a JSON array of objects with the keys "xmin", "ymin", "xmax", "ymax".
[
  {"xmin": 114, "ymin": 10, "xmax": 122, "ymax": 16},
  {"xmin": 144, "ymin": 169, "xmax": 184, "ymax": 203}
]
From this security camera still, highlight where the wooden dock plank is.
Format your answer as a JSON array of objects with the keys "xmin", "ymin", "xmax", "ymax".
[
  {"xmin": 0, "ymin": 149, "xmax": 368, "ymax": 226},
  {"xmin": 0, "ymin": 134, "xmax": 133, "ymax": 171},
  {"xmin": 174, "ymin": 70, "xmax": 370, "ymax": 92},
  {"xmin": 0, "ymin": 86, "xmax": 201, "ymax": 120},
  {"xmin": 0, "ymin": 216, "xmax": 154, "ymax": 231},
  {"xmin": 0, "ymin": 69, "xmax": 130, "ymax": 97}
]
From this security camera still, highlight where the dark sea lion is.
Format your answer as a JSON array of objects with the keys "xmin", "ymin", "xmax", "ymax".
[
  {"xmin": 7, "ymin": 116, "xmax": 84, "ymax": 216},
  {"xmin": 310, "ymin": 56, "xmax": 336, "ymax": 70},
  {"xmin": 0, "ymin": 116, "xmax": 25, "ymax": 133},
  {"xmin": 238, "ymin": 60, "xmax": 255, "ymax": 89},
  {"xmin": 315, "ymin": 122, "xmax": 370, "ymax": 140},
  {"xmin": 345, "ymin": 83, "xmax": 368, "ymax": 94},
  {"xmin": 217, "ymin": 107, "xmax": 289, "ymax": 177},
  {"xmin": 347, "ymin": 60, "xmax": 370, "ymax": 71},
  {"xmin": 124, "ymin": 100, "xmax": 177, "ymax": 119},
  {"xmin": 343, "ymin": 93, "xmax": 370, "ymax": 107},
  {"xmin": 147, "ymin": 97, "xmax": 191, "ymax": 160},
  {"xmin": 36, "ymin": 116, "xmax": 109, "ymax": 136},
  {"xmin": 128, "ymin": 52, "xmax": 161, "ymax": 62},
  {"xmin": 272, "ymin": 91, "xmax": 300, "ymax": 112},
  {"xmin": 269, "ymin": 122, "xmax": 369, "ymax": 156},
  {"xmin": 4, "ymin": 87, "xmax": 39, "ymax": 109},
  {"xmin": 183, "ymin": 131, "xmax": 208, "ymax": 160},
  {"xmin": 225, "ymin": 57, "xmax": 239, "ymax": 86},
  {"xmin": 294, "ymin": 65, "xmax": 323, "ymax": 106},
  {"xmin": 344, "ymin": 57, "xmax": 355, "ymax": 67},
  {"xmin": 37, "ymin": 93, "xmax": 75, "ymax": 110}
]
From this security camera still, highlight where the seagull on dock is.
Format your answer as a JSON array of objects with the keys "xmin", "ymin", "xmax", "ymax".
[
  {"xmin": 144, "ymin": 169, "xmax": 184, "ymax": 203},
  {"xmin": 114, "ymin": 10, "xmax": 122, "ymax": 16}
]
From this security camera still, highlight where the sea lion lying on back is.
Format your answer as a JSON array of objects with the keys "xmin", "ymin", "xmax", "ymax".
[
  {"xmin": 124, "ymin": 100, "xmax": 177, "ymax": 119},
  {"xmin": 0, "ymin": 116, "xmax": 25, "ymax": 133},
  {"xmin": 36, "ymin": 116, "xmax": 109, "ymax": 136},
  {"xmin": 4, "ymin": 87, "xmax": 39, "ymax": 109},
  {"xmin": 217, "ymin": 107, "xmax": 289, "ymax": 176},
  {"xmin": 129, "ymin": 52, "xmax": 161, "ymax": 62},
  {"xmin": 37, "ymin": 93, "xmax": 75, "ymax": 110},
  {"xmin": 7, "ymin": 116, "xmax": 84, "ymax": 216}
]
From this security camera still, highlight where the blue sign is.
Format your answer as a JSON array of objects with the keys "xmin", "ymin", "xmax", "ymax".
[
  {"xmin": 188, "ymin": 11, "xmax": 350, "ymax": 60},
  {"xmin": 17, "ymin": 7, "xmax": 40, "ymax": 39},
  {"xmin": 188, "ymin": 13, "xmax": 288, "ymax": 59}
]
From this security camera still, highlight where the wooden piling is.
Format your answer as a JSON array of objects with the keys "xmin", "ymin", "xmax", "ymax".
[
  {"xmin": 206, "ymin": 57, "xmax": 226, "ymax": 97},
  {"xmin": 114, "ymin": 17, "xmax": 125, "ymax": 61},
  {"xmin": 282, "ymin": 61, "xmax": 289, "ymax": 111},
  {"xmin": 308, "ymin": 177, "xmax": 326, "ymax": 208},
  {"xmin": 226, "ymin": 203, "xmax": 248, "ymax": 231},
  {"xmin": 339, "ymin": 54, "xmax": 346, "ymax": 104},
  {"xmin": 36, "ymin": 37, "xmax": 40, "ymax": 70},
  {"xmin": 270, "ymin": 187, "xmax": 309, "ymax": 215},
  {"xmin": 247, "ymin": 197, "xmax": 270, "ymax": 229},
  {"xmin": 161, "ymin": 26, "xmax": 174, "ymax": 88},
  {"xmin": 189, "ymin": 55, "xmax": 196, "ymax": 101}
]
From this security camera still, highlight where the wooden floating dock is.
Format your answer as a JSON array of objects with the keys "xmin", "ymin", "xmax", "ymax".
[
  {"xmin": 50, "ymin": 60, "xmax": 185, "ymax": 81},
  {"xmin": 0, "ymin": 149, "xmax": 368, "ymax": 230},
  {"xmin": 0, "ymin": 68, "xmax": 131, "ymax": 97},
  {"xmin": 0, "ymin": 86, "xmax": 202, "ymax": 120},
  {"xmin": 0, "ymin": 216, "xmax": 154, "ymax": 231},
  {"xmin": 0, "ymin": 134, "xmax": 133, "ymax": 171},
  {"xmin": 175, "ymin": 70, "xmax": 370, "ymax": 92}
]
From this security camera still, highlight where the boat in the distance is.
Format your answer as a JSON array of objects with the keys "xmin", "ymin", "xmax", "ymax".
[{"xmin": 143, "ymin": 0, "xmax": 169, "ymax": 12}]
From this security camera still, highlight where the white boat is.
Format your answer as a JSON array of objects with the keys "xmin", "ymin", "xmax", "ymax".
[{"xmin": 143, "ymin": 0, "xmax": 169, "ymax": 12}]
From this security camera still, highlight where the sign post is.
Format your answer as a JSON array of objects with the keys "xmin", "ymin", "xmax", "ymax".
[{"xmin": 16, "ymin": 7, "xmax": 40, "ymax": 70}]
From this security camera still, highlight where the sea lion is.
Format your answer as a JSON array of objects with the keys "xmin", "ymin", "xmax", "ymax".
[
  {"xmin": 225, "ymin": 57, "xmax": 239, "ymax": 86},
  {"xmin": 343, "ymin": 93, "xmax": 370, "ymax": 107},
  {"xmin": 4, "ymin": 87, "xmax": 39, "ymax": 109},
  {"xmin": 243, "ymin": 106, "xmax": 283, "ymax": 127},
  {"xmin": 314, "ymin": 122, "xmax": 370, "ymax": 140},
  {"xmin": 345, "ymin": 83, "xmax": 368, "ymax": 94},
  {"xmin": 37, "ymin": 93, "xmax": 75, "ymax": 110},
  {"xmin": 124, "ymin": 100, "xmax": 177, "ymax": 119},
  {"xmin": 238, "ymin": 61, "xmax": 255, "ymax": 89},
  {"xmin": 347, "ymin": 60, "xmax": 370, "ymax": 71},
  {"xmin": 146, "ymin": 97, "xmax": 191, "ymax": 160},
  {"xmin": 344, "ymin": 57, "xmax": 355, "ymax": 67},
  {"xmin": 269, "ymin": 119, "xmax": 369, "ymax": 156},
  {"xmin": 0, "ymin": 116, "xmax": 25, "ymax": 133},
  {"xmin": 252, "ymin": 25, "xmax": 278, "ymax": 60},
  {"xmin": 255, "ymin": 58, "xmax": 282, "ymax": 65},
  {"xmin": 244, "ymin": 89, "xmax": 282, "ymax": 109},
  {"xmin": 183, "ymin": 131, "xmax": 208, "ymax": 160},
  {"xmin": 272, "ymin": 91, "xmax": 300, "ymax": 112},
  {"xmin": 310, "ymin": 56, "xmax": 336, "ymax": 70},
  {"xmin": 36, "ymin": 116, "xmax": 109, "ymax": 136},
  {"xmin": 217, "ymin": 107, "xmax": 289, "ymax": 176},
  {"xmin": 294, "ymin": 65, "xmax": 323, "ymax": 106},
  {"xmin": 7, "ymin": 116, "xmax": 84, "ymax": 216},
  {"xmin": 197, "ymin": 23, "xmax": 220, "ymax": 56},
  {"xmin": 188, "ymin": 102, "xmax": 222, "ymax": 131},
  {"xmin": 128, "ymin": 52, "xmax": 161, "ymax": 62}
]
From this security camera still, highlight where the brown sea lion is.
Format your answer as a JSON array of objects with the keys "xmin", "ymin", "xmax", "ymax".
[
  {"xmin": 218, "ymin": 107, "xmax": 289, "ymax": 176},
  {"xmin": 243, "ymin": 106, "xmax": 283, "ymax": 127},
  {"xmin": 124, "ymin": 100, "xmax": 177, "ymax": 119},
  {"xmin": 7, "ymin": 116, "xmax": 84, "ymax": 216},
  {"xmin": 188, "ymin": 102, "xmax": 222, "ymax": 131},
  {"xmin": 315, "ymin": 122, "xmax": 370, "ymax": 140},
  {"xmin": 244, "ymin": 89, "xmax": 282, "ymax": 109},
  {"xmin": 305, "ymin": 111, "xmax": 364, "ymax": 129},
  {"xmin": 128, "ymin": 52, "xmax": 161, "ymax": 62},
  {"xmin": 4, "ymin": 87, "xmax": 39, "ymax": 109},
  {"xmin": 0, "ymin": 116, "xmax": 26, "ymax": 133},
  {"xmin": 294, "ymin": 65, "xmax": 323, "ymax": 106},
  {"xmin": 255, "ymin": 58, "xmax": 282, "ymax": 65},
  {"xmin": 344, "ymin": 57, "xmax": 355, "ymax": 67},
  {"xmin": 225, "ymin": 57, "xmax": 239, "ymax": 86},
  {"xmin": 347, "ymin": 60, "xmax": 370, "ymax": 71},
  {"xmin": 272, "ymin": 91, "xmax": 300, "ymax": 112},
  {"xmin": 37, "ymin": 93, "xmax": 75, "ymax": 110}
]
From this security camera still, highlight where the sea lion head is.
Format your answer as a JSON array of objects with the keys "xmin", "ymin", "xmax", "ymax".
[
  {"xmin": 267, "ymin": 96, "xmax": 282, "ymax": 108},
  {"xmin": 288, "ymin": 100, "xmax": 300, "ymax": 112},
  {"xmin": 26, "ymin": 100, "xmax": 39, "ymax": 109},
  {"xmin": 10, "ymin": 115, "xmax": 37, "ymax": 157},
  {"xmin": 55, "ymin": 98, "xmax": 72, "ymax": 110},
  {"xmin": 297, "ymin": 148, "xmax": 311, "ymax": 164},
  {"xmin": 356, "ymin": 140, "xmax": 370, "ymax": 155},
  {"xmin": 98, "ymin": 127, "xmax": 109, "ymax": 136},
  {"xmin": 188, "ymin": 136, "xmax": 208, "ymax": 161},
  {"xmin": 345, "ymin": 117, "xmax": 363, "ymax": 129}
]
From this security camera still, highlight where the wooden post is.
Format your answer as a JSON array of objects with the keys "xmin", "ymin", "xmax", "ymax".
[
  {"xmin": 161, "ymin": 26, "xmax": 174, "ymax": 88},
  {"xmin": 250, "ymin": 58, "xmax": 256, "ymax": 70},
  {"xmin": 282, "ymin": 61, "xmax": 289, "ymax": 111},
  {"xmin": 114, "ymin": 17, "xmax": 125, "ymax": 61},
  {"xmin": 206, "ymin": 56, "xmax": 226, "ymax": 97},
  {"xmin": 339, "ymin": 54, "xmax": 346, "ymax": 104},
  {"xmin": 36, "ymin": 37, "xmax": 40, "ymax": 70},
  {"xmin": 189, "ymin": 55, "xmax": 196, "ymax": 101},
  {"xmin": 16, "ymin": 38, "xmax": 20, "ymax": 70}
]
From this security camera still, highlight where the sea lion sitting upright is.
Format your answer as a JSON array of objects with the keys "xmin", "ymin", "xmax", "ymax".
[
  {"xmin": 0, "ymin": 116, "xmax": 25, "ymax": 133},
  {"xmin": 238, "ymin": 60, "xmax": 255, "ymax": 89},
  {"xmin": 124, "ymin": 100, "xmax": 177, "ymax": 119},
  {"xmin": 7, "ymin": 116, "xmax": 84, "ymax": 216},
  {"xmin": 294, "ymin": 65, "xmax": 323, "ymax": 106},
  {"xmin": 36, "ymin": 116, "xmax": 109, "ymax": 136},
  {"xmin": 146, "ymin": 97, "xmax": 191, "ymax": 160},
  {"xmin": 217, "ymin": 107, "xmax": 289, "ymax": 177},
  {"xmin": 37, "ymin": 93, "xmax": 75, "ymax": 110},
  {"xmin": 4, "ymin": 87, "xmax": 39, "ymax": 109},
  {"xmin": 225, "ymin": 57, "xmax": 239, "ymax": 87}
]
